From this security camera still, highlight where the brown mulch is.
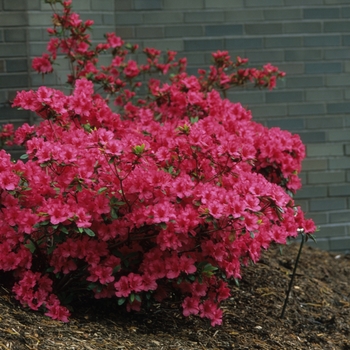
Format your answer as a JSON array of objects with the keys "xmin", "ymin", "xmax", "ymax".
[{"xmin": 0, "ymin": 243, "xmax": 349, "ymax": 350}]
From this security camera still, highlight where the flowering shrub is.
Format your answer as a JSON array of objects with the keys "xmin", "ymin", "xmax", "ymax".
[
  {"xmin": 0, "ymin": 123, "xmax": 14, "ymax": 148},
  {"xmin": 0, "ymin": 0, "xmax": 315, "ymax": 326}
]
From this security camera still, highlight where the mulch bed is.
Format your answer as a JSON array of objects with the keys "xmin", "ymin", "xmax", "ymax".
[{"xmin": 0, "ymin": 242, "xmax": 349, "ymax": 350}]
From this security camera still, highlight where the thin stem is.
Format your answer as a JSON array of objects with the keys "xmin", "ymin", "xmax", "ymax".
[{"xmin": 280, "ymin": 234, "xmax": 305, "ymax": 319}]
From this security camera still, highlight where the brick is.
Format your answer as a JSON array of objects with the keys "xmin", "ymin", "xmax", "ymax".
[
  {"xmin": 183, "ymin": 52, "xmax": 206, "ymax": 65},
  {"xmin": 3, "ymin": 0, "xmax": 26, "ymax": 10},
  {"xmin": 244, "ymin": 50, "xmax": 284, "ymax": 63},
  {"xmin": 286, "ymin": 76, "xmax": 323, "ymax": 89},
  {"xmin": 266, "ymin": 118, "xmax": 304, "ymax": 130},
  {"xmin": 294, "ymin": 199, "xmax": 309, "ymax": 211},
  {"xmin": 0, "ymin": 12, "xmax": 28, "ymax": 26},
  {"xmin": 308, "ymin": 170, "xmax": 345, "ymax": 183},
  {"xmin": 245, "ymin": 23, "xmax": 282, "ymax": 35},
  {"xmin": 226, "ymin": 38, "xmax": 262, "ymax": 50},
  {"xmin": 310, "ymin": 198, "xmax": 347, "ymax": 211},
  {"xmin": 0, "ymin": 61, "xmax": 4, "ymax": 73},
  {"xmin": 245, "ymin": 0, "xmax": 284, "ymax": 6},
  {"xmin": 289, "ymin": 103, "xmax": 326, "ymax": 116},
  {"xmin": 341, "ymin": 6, "xmax": 350, "ymax": 18},
  {"xmin": 165, "ymin": 25, "xmax": 203, "ymax": 38},
  {"xmin": 265, "ymin": 91, "xmax": 303, "ymax": 104},
  {"xmin": 329, "ymin": 185, "xmax": 350, "ymax": 196},
  {"xmin": 0, "ymin": 73, "xmax": 28, "ymax": 88},
  {"xmin": 284, "ymin": 22, "xmax": 322, "ymax": 34},
  {"xmin": 277, "ymin": 63, "xmax": 304, "ymax": 75},
  {"xmin": 185, "ymin": 11, "xmax": 224, "ymax": 23},
  {"xmin": 4, "ymin": 28, "xmax": 26, "ymax": 42},
  {"xmin": 285, "ymin": 49, "xmax": 322, "ymax": 61},
  {"xmin": 6, "ymin": 59, "xmax": 27, "ymax": 72},
  {"xmin": 329, "ymin": 157, "xmax": 350, "ymax": 169},
  {"xmin": 115, "ymin": 26, "xmax": 135, "ymax": 39},
  {"xmin": 304, "ymin": 34, "xmax": 341, "ymax": 47},
  {"xmin": 345, "ymin": 144, "xmax": 350, "ymax": 155},
  {"xmin": 249, "ymin": 104, "xmax": 287, "ymax": 118},
  {"xmin": 314, "ymin": 225, "xmax": 346, "ymax": 238},
  {"xmin": 298, "ymin": 131, "xmax": 326, "ymax": 143},
  {"xmin": 0, "ymin": 30, "xmax": 3, "ymax": 42},
  {"xmin": 329, "ymin": 130, "xmax": 350, "ymax": 142},
  {"xmin": 28, "ymin": 13, "xmax": 52, "ymax": 26},
  {"xmin": 27, "ymin": 0, "xmax": 41, "ymax": 10},
  {"xmin": 264, "ymin": 9, "xmax": 302, "ymax": 20},
  {"xmin": 324, "ymin": 21, "xmax": 350, "ymax": 32},
  {"xmin": 342, "ymin": 35, "xmax": 350, "ymax": 46},
  {"xmin": 303, "ymin": 8, "xmax": 340, "ymax": 19},
  {"xmin": 306, "ymin": 115, "xmax": 344, "ymax": 128},
  {"xmin": 205, "ymin": 25, "xmax": 243, "ymax": 36},
  {"xmin": 135, "ymin": 0, "xmax": 162, "ymax": 10},
  {"xmin": 103, "ymin": 14, "xmax": 115, "ymax": 26},
  {"xmin": 114, "ymin": 0, "xmax": 133, "ymax": 10},
  {"xmin": 329, "ymin": 210, "xmax": 349, "ymax": 223},
  {"xmin": 305, "ymin": 62, "xmax": 342, "ymax": 74},
  {"xmin": 324, "ymin": 48, "xmax": 350, "ymax": 59},
  {"xmin": 184, "ymin": 38, "xmax": 224, "ymax": 51},
  {"xmin": 80, "ymin": 13, "xmax": 103, "ymax": 25},
  {"xmin": 226, "ymin": 91, "xmax": 265, "ymax": 105},
  {"xmin": 115, "ymin": 13, "xmax": 143, "ymax": 25},
  {"xmin": 29, "ymin": 43, "xmax": 47, "ymax": 56},
  {"xmin": 144, "ymin": 12, "xmax": 184, "ymax": 24},
  {"xmin": 163, "ymin": 0, "xmax": 204, "ymax": 10},
  {"xmin": 327, "ymin": 102, "xmax": 350, "ymax": 114},
  {"xmin": 143, "ymin": 39, "xmax": 183, "ymax": 51},
  {"xmin": 329, "ymin": 237, "xmax": 350, "ymax": 252},
  {"xmin": 205, "ymin": 0, "xmax": 244, "ymax": 8},
  {"xmin": 136, "ymin": 26, "xmax": 164, "ymax": 39},
  {"xmin": 301, "ymin": 159, "xmax": 328, "ymax": 171},
  {"xmin": 0, "ymin": 43, "xmax": 27, "ymax": 57},
  {"xmin": 306, "ymin": 89, "xmax": 343, "ymax": 102},
  {"xmin": 285, "ymin": 0, "xmax": 323, "ymax": 4},
  {"xmin": 327, "ymin": 74, "xmax": 350, "ymax": 87},
  {"xmin": 294, "ymin": 185, "xmax": 327, "ymax": 199},
  {"xmin": 28, "ymin": 28, "xmax": 44, "ymax": 41},
  {"xmin": 307, "ymin": 143, "xmax": 344, "ymax": 157},
  {"xmin": 91, "ymin": 0, "xmax": 115, "ymax": 11},
  {"xmin": 225, "ymin": 10, "xmax": 263, "ymax": 22},
  {"xmin": 264, "ymin": 36, "xmax": 302, "ymax": 48},
  {"xmin": 30, "ymin": 72, "xmax": 57, "ymax": 87}
]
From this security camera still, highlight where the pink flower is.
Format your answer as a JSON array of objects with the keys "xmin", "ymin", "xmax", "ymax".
[
  {"xmin": 32, "ymin": 54, "xmax": 53, "ymax": 74},
  {"xmin": 182, "ymin": 296, "xmax": 200, "ymax": 317}
]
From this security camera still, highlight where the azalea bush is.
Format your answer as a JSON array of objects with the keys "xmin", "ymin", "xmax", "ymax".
[{"xmin": 0, "ymin": 0, "xmax": 315, "ymax": 326}]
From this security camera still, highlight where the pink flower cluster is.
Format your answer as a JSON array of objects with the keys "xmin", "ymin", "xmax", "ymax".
[
  {"xmin": 0, "ymin": 123, "xmax": 14, "ymax": 147},
  {"xmin": 0, "ymin": 0, "xmax": 315, "ymax": 326}
]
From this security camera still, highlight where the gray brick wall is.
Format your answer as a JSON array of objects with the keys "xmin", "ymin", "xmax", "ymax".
[{"xmin": 1, "ymin": 1, "xmax": 350, "ymax": 252}]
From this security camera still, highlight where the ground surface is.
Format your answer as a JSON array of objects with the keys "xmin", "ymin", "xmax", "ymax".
[{"xmin": 0, "ymin": 243, "xmax": 349, "ymax": 350}]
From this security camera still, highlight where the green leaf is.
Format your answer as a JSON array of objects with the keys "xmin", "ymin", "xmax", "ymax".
[
  {"xmin": 113, "ymin": 264, "xmax": 121, "ymax": 274},
  {"xmin": 60, "ymin": 226, "xmax": 69, "ymax": 234},
  {"xmin": 20, "ymin": 153, "xmax": 29, "ymax": 160},
  {"xmin": 111, "ymin": 208, "xmax": 119, "ymax": 219},
  {"xmin": 118, "ymin": 297, "xmax": 126, "ymax": 306},
  {"xmin": 129, "ymin": 293, "xmax": 135, "ymax": 303},
  {"xmin": 84, "ymin": 228, "xmax": 95, "ymax": 237},
  {"xmin": 24, "ymin": 240, "xmax": 36, "ymax": 254},
  {"xmin": 203, "ymin": 263, "xmax": 218, "ymax": 273},
  {"xmin": 190, "ymin": 116, "xmax": 199, "ymax": 124},
  {"xmin": 159, "ymin": 222, "xmax": 167, "ymax": 230},
  {"xmin": 98, "ymin": 187, "xmax": 108, "ymax": 194}
]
